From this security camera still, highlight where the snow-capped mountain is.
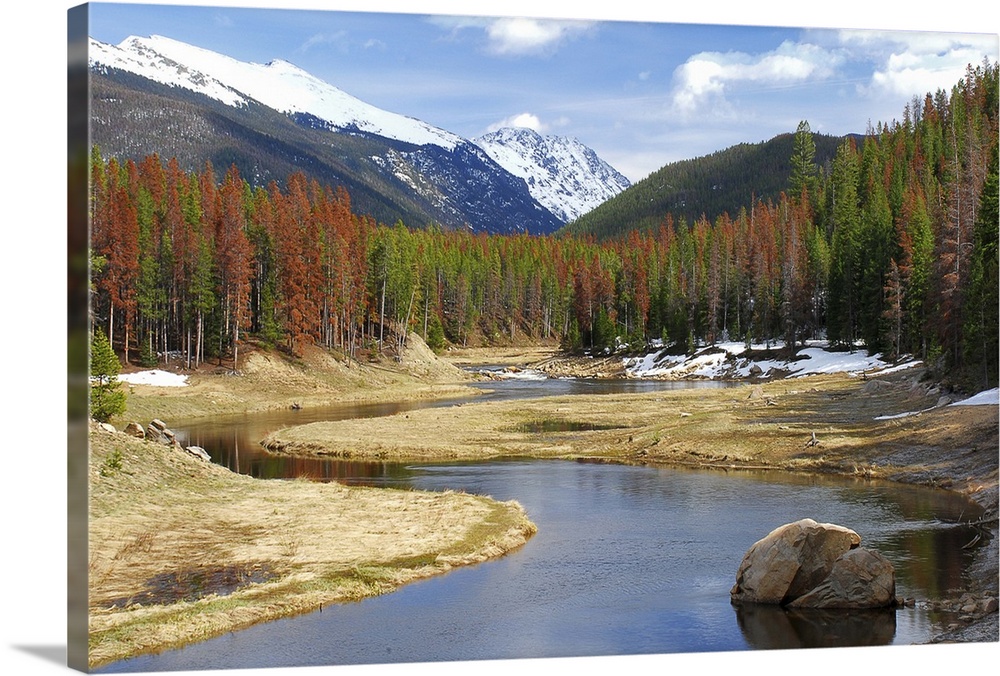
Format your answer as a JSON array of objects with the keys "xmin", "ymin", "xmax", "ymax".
[
  {"xmin": 89, "ymin": 35, "xmax": 465, "ymax": 150},
  {"xmin": 87, "ymin": 35, "xmax": 623, "ymax": 234},
  {"xmin": 474, "ymin": 127, "xmax": 631, "ymax": 222}
]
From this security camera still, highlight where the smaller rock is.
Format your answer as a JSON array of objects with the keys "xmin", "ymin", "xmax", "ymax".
[
  {"xmin": 862, "ymin": 379, "xmax": 892, "ymax": 393},
  {"xmin": 123, "ymin": 422, "xmax": 145, "ymax": 439},
  {"xmin": 99, "ymin": 422, "xmax": 117, "ymax": 434},
  {"xmin": 185, "ymin": 446, "xmax": 211, "ymax": 462}
]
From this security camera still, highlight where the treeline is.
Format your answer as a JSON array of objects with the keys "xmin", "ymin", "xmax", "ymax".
[{"xmin": 90, "ymin": 61, "xmax": 999, "ymax": 390}]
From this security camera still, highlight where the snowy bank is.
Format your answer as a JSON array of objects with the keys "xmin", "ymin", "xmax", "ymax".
[
  {"xmin": 873, "ymin": 387, "xmax": 998, "ymax": 420},
  {"xmin": 952, "ymin": 388, "xmax": 1000, "ymax": 407},
  {"xmin": 117, "ymin": 370, "xmax": 189, "ymax": 387},
  {"xmin": 623, "ymin": 341, "xmax": 920, "ymax": 380}
]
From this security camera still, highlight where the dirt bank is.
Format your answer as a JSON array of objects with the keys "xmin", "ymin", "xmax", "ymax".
[
  {"xmin": 116, "ymin": 333, "xmax": 482, "ymax": 425},
  {"xmin": 262, "ymin": 368, "xmax": 997, "ymax": 503},
  {"xmin": 87, "ymin": 422, "xmax": 536, "ymax": 669}
]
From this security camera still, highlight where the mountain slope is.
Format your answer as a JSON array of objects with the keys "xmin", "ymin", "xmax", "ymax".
[
  {"xmin": 473, "ymin": 127, "xmax": 631, "ymax": 222},
  {"xmin": 561, "ymin": 132, "xmax": 852, "ymax": 240},
  {"xmin": 90, "ymin": 35, "xmax": 465, "ymax": 150},
  {"xmin": 88, "ymin": 35, "xmax": 564, "ymax": 235}
]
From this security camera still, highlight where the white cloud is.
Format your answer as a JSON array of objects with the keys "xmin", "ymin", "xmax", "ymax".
[
  {"xmin": 298, "ymin": 31, "xmax": 349, "ymax": 54},
  {"xmin": 484, "ymin": 17, "xmax": 592, "ymax": 55},
  {"xmin": 669, "ymin": 41, "xmax": 842, "ymax": 117},
  {"xmin": 487, "ymin": 112, "xmax": 544, "ymax": 133},
  {"xmin": 429, "ymin": 15, "xmax": 593, "ymax": 56},
  {"xmin": 839, "ymin": 30, "xmax": 998, "ymax": 99}
]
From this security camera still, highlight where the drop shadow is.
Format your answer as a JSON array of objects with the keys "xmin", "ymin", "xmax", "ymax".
[{"xmin": 11, "ymin": 644, "xmax": 67, "ymax": 667}]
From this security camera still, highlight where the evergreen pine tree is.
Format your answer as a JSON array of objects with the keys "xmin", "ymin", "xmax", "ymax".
[
  {"xmin": 90, "ymin": 328, "xmax": 126, "ymax": 423},
  {"xmin": 964, "ymin": 142, "xmax": 999, "ymax": 388},
  {"xmin": 789, "ymin": 120, "xmax": 819, "ymax": 204}
]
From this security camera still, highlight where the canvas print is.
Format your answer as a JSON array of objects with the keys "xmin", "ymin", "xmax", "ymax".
[{"xmin": 68, "ymin": 1, "xmax": 999, "ymax": 673}]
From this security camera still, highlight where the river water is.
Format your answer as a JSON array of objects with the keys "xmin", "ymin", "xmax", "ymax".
[{"xmin": 95, "ymin": 373, "xmax": 987, "ymax": 672}]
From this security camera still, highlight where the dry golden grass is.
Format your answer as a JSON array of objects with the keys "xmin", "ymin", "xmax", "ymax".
[
  {"xmin": 117, "ymin": 337, "xmax": 480, "ymax": 425},
  {"xmin": 261, "ymin": 370, "xmax": 998, "ymax": 501},
  {"xmin": 87, "ymin": 425, "xmax": 535, "ymax": 668}
]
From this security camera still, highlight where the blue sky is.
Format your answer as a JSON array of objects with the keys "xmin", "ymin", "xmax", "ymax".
[{"xmin": 84, "ymin": 1, "xmax": 998, "ymax": 182}]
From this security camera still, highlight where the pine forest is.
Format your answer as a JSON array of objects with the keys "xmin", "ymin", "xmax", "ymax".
[{"xmin": 90, "ymin": 61, "xmax": 999, "ymax": 392}]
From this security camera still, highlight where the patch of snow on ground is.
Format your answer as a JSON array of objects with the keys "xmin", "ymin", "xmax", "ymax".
[
  {"xmin": 952, "ymin": 388, "xmax": 1000, "ymax": 407},
  {"xmin": 785, "ymin": 348, "xmax": 896, "ymax": 377},
  {"xmin": 874, "ymin": 410, "xmax": 924, "ymax": 420},
  {"xmin": 624, "ymin": 341, "xmax": 921, "ymax": 380},
  {"xmin": 117, "ymin": 370, "xmax": 189, "ymax": 387},
  {"xmin": 496, "ymin": 368, "xmax": 549, "ymax": 381},
  {"xmin": 470, "ymin": 366, "xmax": 549, "ymax": 381}
]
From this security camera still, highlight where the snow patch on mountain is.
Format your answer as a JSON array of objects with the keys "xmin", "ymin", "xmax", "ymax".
[
  {"xmin": 89, "ymin": 35, "xmax": 464, "ymax": 150},
  {"xmin": 474, "ymin": 127, "xmax": 631, "ymax": 222}
]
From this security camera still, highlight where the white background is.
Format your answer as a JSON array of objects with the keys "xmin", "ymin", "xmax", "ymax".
[{"xmin": 3, "ymin": 1, "xmax": 997, "ymax": 675}]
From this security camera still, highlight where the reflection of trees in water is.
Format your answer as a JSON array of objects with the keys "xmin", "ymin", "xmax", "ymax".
[
  {"xmin": 890, "ymin": 521, "xmax": 986, "ymax": 602},
  {"xmin": 734, "ymin": 603, "xmax": 897, "ymax": 649}
]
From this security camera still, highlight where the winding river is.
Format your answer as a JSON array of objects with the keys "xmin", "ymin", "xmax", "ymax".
[{"xmin": 96, "ymin": 372, "xmax": 987, "ymax": 672}]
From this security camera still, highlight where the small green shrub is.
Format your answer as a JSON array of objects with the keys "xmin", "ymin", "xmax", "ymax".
[{"xmin": 100, "ymin": 448, "xmax": 124, "ymax": 477}]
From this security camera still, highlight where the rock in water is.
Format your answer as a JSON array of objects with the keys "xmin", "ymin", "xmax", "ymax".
[
  {"xmin": 731, "ymin": 518, "xmax": 895, "ymax": 609},
  {"xmin": 788, "ymin": 548, "xmax": 896, "ymax": 609}
]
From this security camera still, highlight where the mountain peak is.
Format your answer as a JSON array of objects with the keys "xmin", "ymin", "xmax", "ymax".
[
  {"xmin": 475, "ymin": 127, "xmax": 631, "ymax": 222},
  {"xmin": 89, "ymin": 35, "xmax": 464, "ymax": 150}
]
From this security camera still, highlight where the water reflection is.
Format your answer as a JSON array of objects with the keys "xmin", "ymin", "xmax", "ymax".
[{"xmin": 734, "ymin": 604, "xmax": 898, "ymax": 649}]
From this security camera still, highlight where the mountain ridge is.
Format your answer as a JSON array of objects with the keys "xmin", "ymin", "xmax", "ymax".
[
  {"xmin": 560, "ymin": 131, "xmax": 857, "ymax": 240},
  {"xmin": 88, "ymin": 35, "xmax": 629, "ymax": 235}
]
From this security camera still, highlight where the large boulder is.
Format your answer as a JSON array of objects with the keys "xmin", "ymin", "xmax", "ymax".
[
  {"xmin": 731, "ymin": 518, "xmax": 895, "ymax": 609},
  {"xmin": 788, "ymin": 548, "xmax": 896, "ymax": 609}
]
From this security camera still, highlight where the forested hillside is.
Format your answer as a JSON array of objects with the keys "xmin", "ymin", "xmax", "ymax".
[
  {"xmin": 90, "ymin": 61, "xmax": 998, "ymax": 391},
  {"xmin": 90, "ymin": 72, "xmax": 432, "ymax": 229},
  {"xmin": 561, "ymin": 131, "xmax": 851, "ymax": 239},
  {"xmin": 90, "ymin": 70, "xmax": 563, "ymax": 235}
]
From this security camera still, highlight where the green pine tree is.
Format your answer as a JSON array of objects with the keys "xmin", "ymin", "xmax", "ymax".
[
  {"xmin": 964, "ymin": 142, "xmax": 999, "ymax": 389},
  {"xmin": 789, "ymin": 120, "xmax": 819, "ymax": 203},
  {"xmin": 90, "ymin": 328, "xmax": 127, "ymax": 423}
]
